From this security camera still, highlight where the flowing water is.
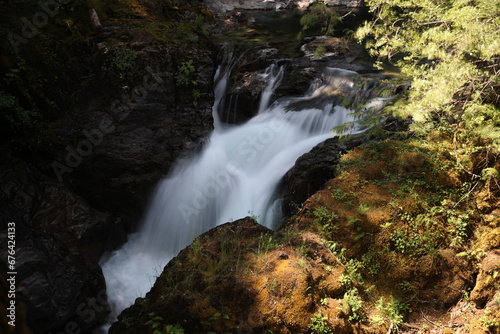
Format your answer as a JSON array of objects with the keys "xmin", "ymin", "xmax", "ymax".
[{"xmin": 100, "ymin": 57, "xmax": 388, "ymax": 326}]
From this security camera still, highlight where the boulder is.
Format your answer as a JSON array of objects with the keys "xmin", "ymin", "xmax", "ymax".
[
  {"xmin": 0, "ymin": 163, "xmax": 113, "ymax": 333},
  {"xmin": 282, "ymin": 135, "xmax": 368, "ymax": 217},
  {"xmin": 109, "ymin": 218, "xmax": 349, "ymax": 334}
]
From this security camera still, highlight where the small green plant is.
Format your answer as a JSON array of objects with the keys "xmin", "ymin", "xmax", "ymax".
[
  {"xmin": 481, "ymin": 167, "xmax": 499, "ymax": 181},
  {"xmin": 145, "ymin": 312, "xmax": 185, "ymax": 334},
  {"xmin": 325, "ymin": 240, "xmax": 346, "ymax": 261},
  {"xmin": 346, "ymin": 216, "xmax": 366, "ymax": 241},
  {"xmin": 493, "ymin": 293, "xmax": 500, "ymax": 306},
  {"xmin": 269, "ymin": 278, "xmax": 278, "ymax": 293},
  {"xmin": 339, "ymin": 259, "xmax": 364, "ymax": 287},
  {"xmin": 176, "ymin": 60, "xmax": 200, "ymax": 106},
  {"xmin": 313, "ymin": 206, "xmax": 338, "ymax": 233},
  {"xmin": 374, "ymin": 296, "xmax": 409, "ymax": 330},
  {"xmin": 145, "ymin": 312, "xmax": 164, "ymax": 334},
  {"xmin": 390, "ymin": 229, "xmax": 422, "ymax": 256},
  {"xmin": 256, "ymin": 234, "xmax": 279, "ymax": 254},
  {"xmin": 398, "ymin": 280, "xmax": 415, "ymax": 294},
  {"xmin": 331, "ymin": 188, "xmax": 347, "ymax": 201},
  {"xmin": 248, "ymin": 210, "xmax": 261, "ymax": 222},
  {"xmin": 448, "ymin": 212, "xmax": 470, "ymax": 246},
  {"xmin": 370, "ymin": 314, "xmax": 385, "ymax": 326},
  {"xmin": 209, "ymin": 312, "xmax": 230, "ymax": 321},
  {"xmin": 480, "ymin": 315, "xmax": 499, "ymax": 331},
  {"xmin": 361, "ymin": 251, "xmax": 381, "ymax": 276},
  {"xmin": 308, "ymin": 312, "xmax": 333, "ymax": 334},
  {"xmin": 343, "ymin": 289, "xmax": 364, "ymax": 322},
  {"xmin": 313, "ymin": 45, "xmax": 327, "ymax": 57},
  {"xmin": 456, "ymin": 248, "xmax": 486, "ymax": 262},
  {"xmin": 462, "ymin": 288, "xmax": 471, "ymax": 302},
  {"xmin": 176, "ymin": 60, "xmax": 196, "ymax": 86},
  {"xmin": 165, "ymin": 324, "xmax": 185, "ymax": 334},
  {"xmin": 297, "ymin": 257, "xmax": 307, "ymax": 269},
  {"xmin": 0, "ymin": 90, "xmax": 40, "ymax": 131},
  {"xmin": 346, "ymin": 216, "xmax": 360, "ymax": 226},
  {"xmin": 110, "ymin": 48, "xmax": 138, "ymax": 78},
  {"xmin": 358, "ymin": 203, "xmax": 370, "ymax": 215}
]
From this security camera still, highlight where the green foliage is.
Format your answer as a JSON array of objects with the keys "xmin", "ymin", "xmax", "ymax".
[
  {"xmin": 325, "ymin": 240, "xmax": 347, "ymax": 262},
  {"xmin": 343, "ymin": 288, "xmax": 365, "ymax": 322},
  {"xmin": 390, "ymin": 208, "xmax": 448, "ymax": 258},
  {"xmin": 355, "ymin": 0, "xmax": 500, "ymax": 147},
  {"xmin": 481, "ymin": 167, "xmax": 500, "ymax": 181},
  {"xmin": 176, "ymin": 60, "xmax": 196, "ymax": 86},
  {"xmin": 299, "ymin": 3, "xmax": 341, "ymax": 38},
  {"xmin": 331, "ymin": 188, "xmax": 347, "ymax": 201},
  {"xmin": 480, "ymin": 315, "xmax": 499, "ymax": 331},
  {"xmin": 313, "ymin": 45, "xmax": 327, "ymax": 57},
  {"xmin": 448, "ymin": 211, "xmax": 471, "ymax": 246},
  {"xmin": 176, "ymin": 60, "xmax": 200, "ymax": 106},
  {"xmin": 0, "ymin": 90, "xmax": 39, "ymax": 130},
  {"xmin": 308, "ymin": 312, "xmax": 333, "ymax": 334},
  {"xmin": 374, "ymin": 296, "xmax": 409, "ymax": 329},
  {"xmin": 110, "ymin": 48, "xmax": 138, "ymax": 78},
  {"xmin": 361, "ymin": 249, "xmax": 381, "ymax": 276},
  {"xmin": 339, "ymin": 259, "xmax": 364, "ymax": 288},
  {"xmin": 165, "ymin": 324, "xmax": 185, "ymax": 334},
  {"xmin": 313, "ymin": 206, "xmax": 338, "ymax": 233},
  {"xmin": 209, "ymin": 312, "xmax": 230, "ymax": 321},
  {"xmin": 456, "ymin": 248, "xmax": 486, "ymax": 262},
  {"xmin": 358, "ymin": 203, "xmax": 370, "ymax": 215},
  {"xmin": 145, "ymin": 312, "xmax": 185, "ymax": 334},
  {"xmin": 331, "ymin": 188, "xmax": 355, "ymax": 206},
  {"xmin": 255, "ymin": 234, "xmax": 280, "ymax": 254}
]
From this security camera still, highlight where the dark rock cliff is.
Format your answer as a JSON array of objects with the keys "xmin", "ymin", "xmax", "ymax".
[{"xmin": 0, "ymin": 1, "xmax": 217, "ymax": 332}]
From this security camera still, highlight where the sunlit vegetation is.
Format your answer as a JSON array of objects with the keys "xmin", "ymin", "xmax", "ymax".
[{"xmin": 355, "ymin": 0, "xmax": 499, "ymax": 153}]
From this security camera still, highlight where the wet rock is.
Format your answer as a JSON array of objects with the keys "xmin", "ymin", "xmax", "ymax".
[
  {"xmin": 301, "ymin": 36, "xmax": 351, "ymax": 58},
  {"xmin": 43, "ymin": 44, "xmax": 215, "ymax": 232},
  {"xmin": 0, "ymin": 228, "xmax": 108, "ymax": 334},
  {"xmin": 213, "ymin": 24, "xmax": 382, "ymax": 125},
  {"xmin": 1, "ymin": 1, "xmax": 217, "ymax": 333},
  {"xmin": 282, "ymin": 135, "xmax": 367, "ymax": 217},
  {"xmin": 0, "ymin": 163, "xmax": 113, "ymax": 333}
]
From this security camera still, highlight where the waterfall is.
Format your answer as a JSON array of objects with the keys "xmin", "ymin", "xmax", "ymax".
[
  {"xmin": 257, "ymin": 64, "xmax": 285, "ymax": 114},
  {"xmin": 100, "ymin": 61, "xmax": 387, "ymax": 325}
]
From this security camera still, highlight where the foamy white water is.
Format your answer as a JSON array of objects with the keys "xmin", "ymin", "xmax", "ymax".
[{"xmin": 100, "ymin": 63, "xmax": 386, "ymax": 324}]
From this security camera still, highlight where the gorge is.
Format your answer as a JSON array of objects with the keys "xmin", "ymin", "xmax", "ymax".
[
  {"xmin": 100, "ymin": 54, "xmax": 390, "ymax": 324},
  {"xmin": 1, "ymin": 1, "xmax": 499, "ymax": 334}
]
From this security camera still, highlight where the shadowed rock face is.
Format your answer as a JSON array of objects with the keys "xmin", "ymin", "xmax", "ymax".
[
  {"xmin": 0, "ymin": 1, "xmax": 217, "ymax": 333},
  {"xmin": 282, "ymin": 135, "xmax": 368, "ymax": 217}
]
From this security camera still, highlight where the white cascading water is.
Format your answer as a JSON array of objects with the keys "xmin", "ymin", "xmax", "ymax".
[{"xmin": 100, "ymin": 60, "xmax": 386, "ymax": 325}]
